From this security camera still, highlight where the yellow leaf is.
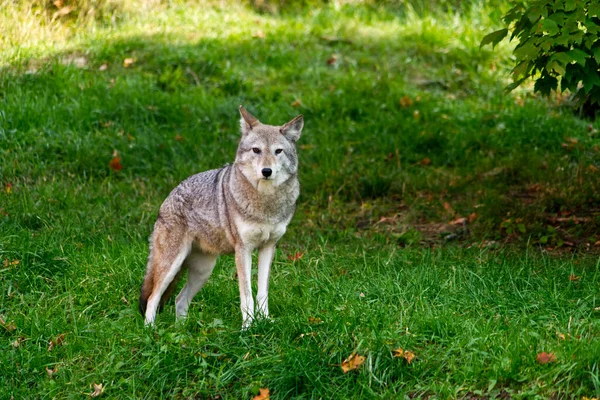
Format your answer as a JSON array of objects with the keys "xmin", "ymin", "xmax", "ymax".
[
  {"xmin": 341, "ymin": 353, "xmax": 365, "ymax": 373},
  {"xmin": 123, "ymin": 58, "xmax": 136, "ymax": 68}
]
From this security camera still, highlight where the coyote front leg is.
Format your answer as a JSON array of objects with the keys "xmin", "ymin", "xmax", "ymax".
[
  {"xmin": 256, "ymin": 243, "xmax": 275, "ymax": 319},
  {"xmin": 235, "ymin": 247, "xmax": 254, "ymax": 329}
]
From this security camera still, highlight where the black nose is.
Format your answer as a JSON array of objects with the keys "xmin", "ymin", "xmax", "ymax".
[{"xmin": 262, "ymin": 168, "xmax": 272, "ymax": 178}]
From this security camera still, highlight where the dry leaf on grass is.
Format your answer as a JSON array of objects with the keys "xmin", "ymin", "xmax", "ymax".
[
  {"xmin": 253, "ymin": 388, "xmax": 270, "ymax": 400},
  {"xmin": 48, "ymin": 334, "xmax": 65, "ymax": 351},
  {"xmin": 393, "ymin": 348, "xmax": 416, "ymax": 364},
  {"xmin": 569, "ymin": 274, "xmax": 581, "ymax": 282},
  {"xmin": 91, "ymin": 383, "xmax": 104, "ymax": 397},
  {"xmin": 341, "ymin": 353, "xmax": 365, "ymax": 373},
  {"xmin": 536, "ymin": 352, "xmax": 557, "ymax": 364},
  {"xmin": 109, "ymin": 150, "xmax": 123, "ymax": 172},
  {"xmin": 287, "ymin": 252, "xmax": 304, "ymax": 261},
  {"xmin": 399, "ymin": 95, "xmax": 413, "ymax": 108},
  {"xmin": 123, "ymin": 58, "xmax": 136, "ymax": 68},
  {"xmin": 46, "ymin": 366, "xmax": 58, "ymax": 378}
]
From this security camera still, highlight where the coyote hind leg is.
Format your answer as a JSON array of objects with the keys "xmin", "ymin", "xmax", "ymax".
[
  {"xmin": 175, "ymin": 252, "xmax": 218, "ymax": 319},
  {"xmin": 141, "ymin": 225, "xmax": 191, "ymax": 326}
]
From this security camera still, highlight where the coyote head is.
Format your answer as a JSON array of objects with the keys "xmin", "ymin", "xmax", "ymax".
[{"xmin": 235, "ymin": 106, "xmax": 303, "ymax": 191}]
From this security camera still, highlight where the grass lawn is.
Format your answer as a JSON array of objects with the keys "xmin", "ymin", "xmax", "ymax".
[{"xmin": 1, "ymin": 0, "xmax": 600, "ymax": 398}]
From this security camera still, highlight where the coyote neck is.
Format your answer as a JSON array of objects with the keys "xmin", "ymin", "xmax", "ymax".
[{"xmin": 227, "ymin": 164, "xmax": 298, "ymax": 222}]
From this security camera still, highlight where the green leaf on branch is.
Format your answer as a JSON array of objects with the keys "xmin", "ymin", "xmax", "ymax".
[
  {"xmin": 534, "ymin": 74, "xmax": 558, "ymax": 96},
  {"xmin": 567, "ymin": 49, "xmax": 589, "ymax": 66},
  {"xmin": 541, "ymin": 19, "xmax": 559, "ymax": 35},
  {"xmin": 582, "ymin": 70, "xmax": 600, "ymax": 93},
  {"xmin": 480, "ymin": 28, "xmax": 508, "ymax": 49}
]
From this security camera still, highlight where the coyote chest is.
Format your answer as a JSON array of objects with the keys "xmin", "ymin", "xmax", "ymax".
[{"xmin": 235, "ymin": 216, "xmax": 290, "ymax": 249}]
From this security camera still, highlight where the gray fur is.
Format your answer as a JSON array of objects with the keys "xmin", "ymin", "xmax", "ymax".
[{"xmin": 140, "ymin": 106, "xmax": 303, "ymax": 329}]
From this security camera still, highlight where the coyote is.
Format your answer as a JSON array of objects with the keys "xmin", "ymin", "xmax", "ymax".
[{"xmin": 139, "ymin": 106, "xmax": 303, "ymax": 329}]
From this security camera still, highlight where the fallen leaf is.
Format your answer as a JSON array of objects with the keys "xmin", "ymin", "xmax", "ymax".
[
  {"xmin": 91, "ymin": 383, "xmax": 104, "ymax": 397},
  {"xmin": 450, "ymin": 217, "xmax": 467, "ymax": 226},
  {"xmin": 174, "ymin": 134, "xmax": 184, "ymax": 142},
  {"xmin": 291, "ymin": 99, "xmax": 302, "ymax": 108},
  {"xmin": 308, "ymin": 316, "xmax": 322, "ymax": 324},
  {"xmin": 252, "ymin": 30, "xmax": 266, "ymax": 39},
  {"xmin": 287, "ymin": 252, "xmax": 304, "ymax": 261},
  {"xmin": 419, "ymin": 157, "xmax": 431, "ymax": 166},
  {"xmin": 121, "ymin": 296, "xmax": 130, "ymax": 305},
  {"xmin": 468, "ymin": 212, "xmax": 477, "ymax": 223},
  {"xmin": 3, "ymin": 258, "xmax": 20, "ymax": 267},
  {"xmin": 53, "ymin": 0, "xmax": 63, "ymax": 7},
  {"xmin": 4, "ymin": 321, "xmax": 16, "ymax": 332},
  {"xmin": 556, "ymin": 332, "xmax": 566, "ymax": 340},
  {"xmin": 253, "ymin": 388, "xmax": 270, "ymax": 400},
  {"xmin": 341, "ymin": 352, "xmax": 365, "ymax": 373},
  {"xmin": 48, "ymin": 334, "xmax": 65, "ymax": 351},
  {"xmin": 569, "ymin": 274, "xmax": 581, "ymax": 282},
  {"xmin": 393, "ymin": 348, "xmax": 416, "ymax": 364},
  {"xmin": 99, "ymin": 63, "xmax": 108, "ymax": 71},
  {"xmin": 359, "ymin": 292, "xmax": 365, "ymax": 298},
  {"xmin": 327, "ymin": 54, "xmax": 339, "ymax": 65},
  {"xmin": 5, "ymin": 183, "xmax": 12, "ymax": 194},
  {"xmin": 46, "ymin": 366, "xmax": 58, "ymax": 378},
  {"xmin": 536, "ymin": 352, "xmax": 557, "ymax": 364},
  {"xmin": 109, "ymin": 150, "xmax": 123, "ymax": 172},
  {"xmin": 399, "ymin": 95, "xmax": 413, "ymax": 108},
  {"xmin": 12, "ymin": 339, "xmax": 20, "ymax": 348},
  {"xmin": 123, "ymin": 58, "xmax": 136, "ymax": 68},
  {"xmin": 403, "ymin": 350, "xmax": 415, "ymax": 364}
]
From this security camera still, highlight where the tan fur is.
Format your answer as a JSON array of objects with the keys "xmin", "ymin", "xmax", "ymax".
[{"xmin": 139, "ymin": 106, "xmax": 304, "ymax": 329}]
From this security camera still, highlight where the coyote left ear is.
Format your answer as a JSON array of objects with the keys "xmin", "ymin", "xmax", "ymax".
[
  {"xmin": 239, "ymin": 105, "xmax": 260, "ymax": 135},
  {"xmin": 280, "ymin": 115, "xmax": 303, "ymax": 141}
]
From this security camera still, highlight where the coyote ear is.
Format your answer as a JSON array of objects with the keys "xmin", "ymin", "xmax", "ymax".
[
  {"xmin": 239, "ymin": 105, "xmax": 260, "ymax": 135},
  {"xmin": 280, "ymin": 114, "xmax": 303, "ymax": 141}
]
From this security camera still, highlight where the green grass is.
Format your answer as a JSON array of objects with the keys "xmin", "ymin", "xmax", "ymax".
[{"xmin": 1, "ymin": 1, "xmax": 600, "ymax": 398}]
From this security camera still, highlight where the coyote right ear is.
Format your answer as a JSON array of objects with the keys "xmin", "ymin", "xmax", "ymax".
[{"xmin": 239, "ymin": 105, "xmax": 260, "ymax": 135}]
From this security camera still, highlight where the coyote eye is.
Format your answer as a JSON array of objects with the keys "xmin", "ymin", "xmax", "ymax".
[
  {"xmin": 275, "ymin": 149, "xmax": 283, "ymax": 155},
  {"xmin": 252, "ymin": 148, "xmax": 261, "ymax": 154}
]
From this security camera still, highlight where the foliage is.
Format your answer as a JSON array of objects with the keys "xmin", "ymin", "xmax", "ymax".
[{"xmin": 482, "ymin": 0, "xmax": 600, "ymax": 116}]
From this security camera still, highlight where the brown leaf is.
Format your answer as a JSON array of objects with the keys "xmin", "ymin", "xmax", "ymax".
[
  {"xmin": 287, "ymin": 252, "xmax": 304, "ymax": 261},
  {"xmin": 399, "ymin": 95, "xmax": 413, "ymax": 108},
  {"xmin": 46, "ymin": 366, "xmax": 58, "ymax": 378},
  {"xmin": 468, "ymin": 212, "xmax": 477, "ymax": 223},
  {"xmin": 174, "ymin": 134, "xmax": 184, "ymax": 142},
  {"xmin": 308, "ymin": 317, "xmax": 322, "ymax": 324},
  {"xmin": 450, "ymin": 217, "xmax": 467, "ymax": 226},
  {"xmin": 291, "ymin": 99, "xmax": 302, "ymax": 108},
  {"xmin": 569, "ymin": 274, "xmax": 581, "ymax": 282},
  {"xmin": 4, "ymin": 321, "xmax": 16, "ymax": 332},
  {"xmin": 327, "ymin": 54, "xmax": 338, "ymax": 65},
  {"xmin": 253, "ymin": 388, "xmax": 270, "ymax": 400},
  {"xmin": 536, "ymin": 352, "xmax": 557, "ymax": 364},
  {"xmin": 109, "ymin": 151, "xmax": 123, "ymax": 172},
  {"xmin": 341, "ymin": 353, "xmax": 365, "ymax": 373},
  {"xmin": 419, "ymin": 157, "xmax": 431, "ymax": 166},
  {"xmin": 91, "ymin": 383, "xmax": 104, "ymax": 397}
]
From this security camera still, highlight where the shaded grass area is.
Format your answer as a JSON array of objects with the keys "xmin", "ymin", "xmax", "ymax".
[{"xmin": 1, "ymin": 1, "xmax": 600, "ymax": 398}]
